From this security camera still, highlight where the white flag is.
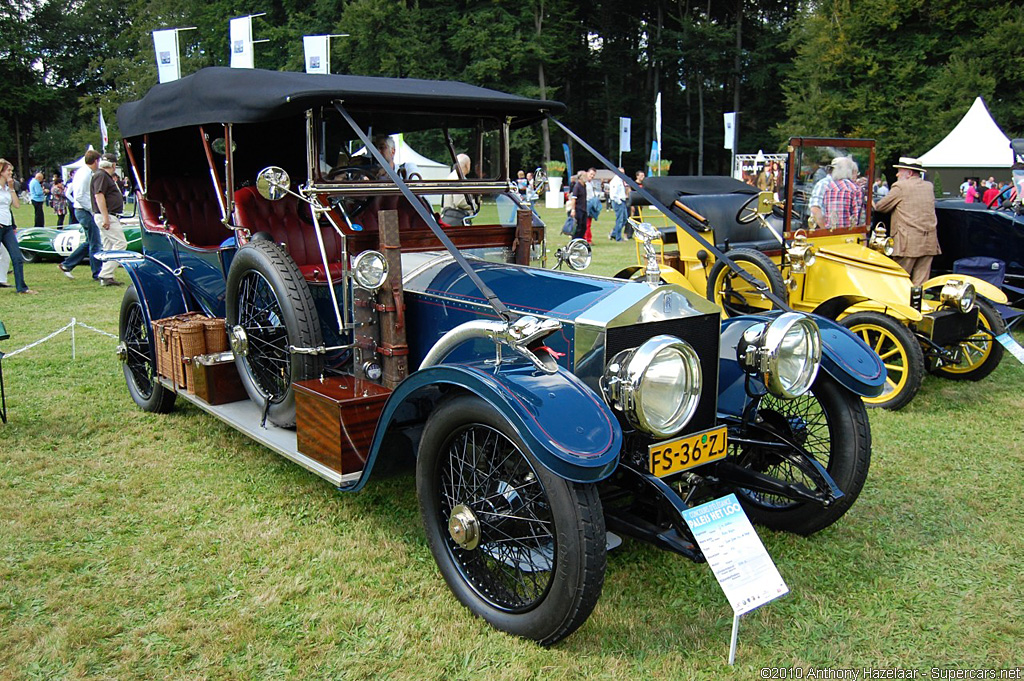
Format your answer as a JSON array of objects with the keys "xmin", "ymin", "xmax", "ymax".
[
  {"xmin": 153, "ymin": 29, "xmax": 181, "ymax": 83},
  {"xmin": 229, "ymin": 16, "xmax": 254, "ymax": 68},
  {"xmin": 723, "ymin": 112, "xmax": 737, "ymax": 150},
  {"xmin": 619, "ymin": 117, "xmax": 631, "ymax": 154},
  {"xmin": 99, "ymin": 108, "xmax": 108, "ymax": 152},
  {"xmin": 654, "ymin": 93, "xmax": 662, "ymax": 155},
  {"xmin": 303, "ymin": 35, "xmax": 330, "ymax": 74}
]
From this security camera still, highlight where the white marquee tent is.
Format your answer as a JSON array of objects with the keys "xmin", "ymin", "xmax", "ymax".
[
  {"xmin": 918, "ymin": 97, "xmax": 1013, "ymax": 194},
  {"xmin": 61, "ymin": 146, "xmax": 96, "ymax": 182}
]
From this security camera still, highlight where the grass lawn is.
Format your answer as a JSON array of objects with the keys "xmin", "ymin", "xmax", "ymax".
[{"xmin": 1, "ymin": 199, "xmax": 1022, "ymax": 678}]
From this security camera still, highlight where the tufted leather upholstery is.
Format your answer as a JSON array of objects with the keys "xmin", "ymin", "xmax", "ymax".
[
  {"xmin": 143, "ymin": 177, "xmax": 227, "ymax": 248},
  {"xmin": 234, "ymin": 186, "xmax": 348, "ymax": 281}
]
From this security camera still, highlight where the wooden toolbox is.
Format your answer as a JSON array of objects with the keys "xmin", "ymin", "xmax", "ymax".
[
  {"xmin": 192, "ymin": 352, "xmax": 248, "ymax": 406},
  {"xmin": 294, "ymin": 376, "xmax": 392, "ymax": 474}
]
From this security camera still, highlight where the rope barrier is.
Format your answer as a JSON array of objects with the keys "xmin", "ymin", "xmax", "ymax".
[{"xmin": 2, "ymin": 318, "xmax": 118, "ymax": 359}]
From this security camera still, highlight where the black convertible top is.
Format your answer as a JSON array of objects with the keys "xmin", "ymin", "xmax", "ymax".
[
  {"xmin": 632, "ymin": 175, "xmax": 758, "ymax": 206},
  {"xmin": 118, "ymin": 67, "xmax": 566, "ymax": 137}
]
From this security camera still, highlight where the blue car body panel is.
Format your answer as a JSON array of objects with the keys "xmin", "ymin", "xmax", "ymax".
[
  {"xmin": 716, "ymin": 312, "xmax": 886, "ymax": 416},
  {"xmin": 345, "ymin": 362, "xmax": 622, "ymax": 491}
]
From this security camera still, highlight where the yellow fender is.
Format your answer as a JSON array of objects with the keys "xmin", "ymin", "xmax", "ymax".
[
  {"xmin": 813, "ymin": 294, "xmax": 923, "ymax": 323},
  {"xmin": 657, "ymin": 265, "xmax": 701, "ymax": 294},
  {"xmin": 922, "ymin": 274, "xmax": 1009, "ymax": 304}
]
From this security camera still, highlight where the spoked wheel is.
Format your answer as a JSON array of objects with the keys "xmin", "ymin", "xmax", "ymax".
[
  {"xmin": 733, "ymin": 373, "xmax": 871, "ymax": 535},
  {"xmin": 226, "ymin": 240, "xmax": 322, "ymax": 428},
  {"xmin": 118, "ymin": 285, "xmax": 175, "ymax": 413},
  {"xmin": 417, "ymin": 395, "xmax": 606, "ymax": 645},
  {"xmin": 929, "ymin": 300, "xmax": 1005, "ymax": 381},
  {"xmin": 705, "ymin": 248, "xmax": 787, "ymax": 317},
  {"xmin": 841, "ymin": 311, "xmax": 924, "ymax": 410}
]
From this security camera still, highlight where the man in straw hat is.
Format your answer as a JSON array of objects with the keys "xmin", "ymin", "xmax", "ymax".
[{"xmin": 873, "ymin": 156, "xmax": 940, "ymax": 285}]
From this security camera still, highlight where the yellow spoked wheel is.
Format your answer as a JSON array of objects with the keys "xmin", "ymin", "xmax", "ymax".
[
  {"xmin": 930, "ymin": 300, "xmax": 1006, "ymax": 381},
  {"xmin": 841, "ymin": 311, "xmax": 924, "ymax": 411},
  {"xmin": 705, "ymin": 248, "xmax": 786, "ymax": 318}
]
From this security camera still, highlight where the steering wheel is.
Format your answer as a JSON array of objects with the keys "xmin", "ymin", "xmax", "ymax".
[
  {"xmin": 736, "ymin": 194, "xmax": 762, "ymax": 224},
  {"xmin": 327, "ymin": 166, "xmax": 377, "ymax": 182},
  {"xmin": 325, "ymin": 166, "xmax": 377, "ymax": 219}
]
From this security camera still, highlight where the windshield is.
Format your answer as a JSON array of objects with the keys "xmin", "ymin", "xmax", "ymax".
[
  {"xmin": 318, "ymin": 110, "xmax": 506, "ymax": 185},
  {"xmin": 787, "ymin": 140, "xmax": 874, "ymax": 235}
]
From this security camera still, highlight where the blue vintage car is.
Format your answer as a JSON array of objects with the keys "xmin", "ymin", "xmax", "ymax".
[{"xmin": 109, "ymin": 68, "xmax": 884, "ymax": 644}]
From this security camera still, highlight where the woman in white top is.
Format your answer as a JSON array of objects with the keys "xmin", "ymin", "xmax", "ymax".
[{"xmin": 0, "ymin": 158, "xmax": 36, "ymax": 294}]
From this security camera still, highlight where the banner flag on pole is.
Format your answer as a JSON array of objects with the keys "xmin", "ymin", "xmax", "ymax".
[
  {"xmin": 655, "ymin": 92, "xmax": 662, "ymax": 155},
  {"xmin": 562, "ymin": 142, "xmax": 573, "ymax": 181},
  {"xmin": 99, "ymin": 108, "xmax": 108, "ymax": 152},
  {"xmin": 229, "ymin": 16, "xmax": 254, "ymax": 68},
  {"xmin": 723, "ymin": 112, "xmax": 736, "ymax": 150},
  {"xmin": 619, "ymin": 117, "xmax": 631, "ymax": 154},
  {"xmin": 303, "ymin": 35, "xmax": 330, "ymax": 74},
  {"xmin": 153, "ymin": 29, "xmax": 181, "ymax": 83},
  {"xmin": 649, "ymin": 140, "xmax": 659, "ymax": 170}
]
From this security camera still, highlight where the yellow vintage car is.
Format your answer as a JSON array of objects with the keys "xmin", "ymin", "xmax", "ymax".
[{"xmin": 617, "ymin": 137, "xmax": 1008, "ymax": 410}]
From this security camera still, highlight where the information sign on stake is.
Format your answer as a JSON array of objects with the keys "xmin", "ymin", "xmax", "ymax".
[
  {"xmin": 995, "ymin": 332, "xmax": 1024, "ymax": 364},
  {"xmin": 681, "ymin": 494, "xmax": 789, "ymax": 665}
]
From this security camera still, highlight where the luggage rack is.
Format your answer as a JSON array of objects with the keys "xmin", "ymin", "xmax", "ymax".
[{"xmin": 159, "ymin": 377, "xmax": 361, "ymax": 488}]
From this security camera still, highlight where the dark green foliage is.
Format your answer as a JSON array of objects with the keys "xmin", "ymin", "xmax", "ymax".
[
  {"xmin": 8, "ymin": 0, "xmax": 1020, "ymax": 182},
  {"xmin": 780, "ymin": 0, "xmax": 1024, "ymax": 174}
]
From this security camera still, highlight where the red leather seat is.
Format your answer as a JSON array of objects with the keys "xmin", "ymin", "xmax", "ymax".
[
  {"xmin": 145, "ymin": 177, "xmax": 230, "ymax": 248},
  {"xmin": 234, "ymin": 186, "xmax": 345, "ymax": 282}
]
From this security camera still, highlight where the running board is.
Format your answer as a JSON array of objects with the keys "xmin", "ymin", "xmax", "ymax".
[{"xmin": 164, "ymin": 380, "xmax": 362, "ymax": 488}]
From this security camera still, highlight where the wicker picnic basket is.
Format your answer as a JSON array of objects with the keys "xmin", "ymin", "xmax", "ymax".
[
  {"xmin": 150, "ymin": 313, "xmax": 229, "ymax": 391},
  {"xmin": 200, "ymin": 317, "xmax": 230, "ymax": 354}
]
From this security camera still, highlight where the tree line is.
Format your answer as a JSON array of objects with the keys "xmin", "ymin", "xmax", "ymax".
[{"xmin": 2, "ymin": 0, "xmax": 1023, "ymax": 181}]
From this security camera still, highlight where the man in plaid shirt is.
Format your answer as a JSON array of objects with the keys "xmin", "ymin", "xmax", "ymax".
[{"xmin": 822, "ymin": 156, "xmax": 864, "ymax": 230}]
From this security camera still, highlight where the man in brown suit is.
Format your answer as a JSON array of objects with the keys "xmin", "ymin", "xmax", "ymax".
[{"xmin": 873, "ymin": 157, "xmax": 940, "ymax": 285}]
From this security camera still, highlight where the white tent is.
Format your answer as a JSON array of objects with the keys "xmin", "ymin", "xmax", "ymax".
[
  {"xmin": 393, "ymin": 135, "xmax": 449, "ymax": 180},
  {"xmin": 353, "ymin": 134, "xmax": 450, "ymax": 180},
  {"xmin": 918, "ymin": 97, "xmax": 1013, "ymax": 194},
  {"xmin": 61, "ymin": 147, "xmax": 95, "ymax": 182}
]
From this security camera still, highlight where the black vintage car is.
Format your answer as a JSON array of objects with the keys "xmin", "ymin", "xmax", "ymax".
[{"xmin": 109, "ymin": 68, "xmax": 884, "ymax": 644}]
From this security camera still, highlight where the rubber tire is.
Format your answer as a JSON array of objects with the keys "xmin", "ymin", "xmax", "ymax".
[
  {"xmin": 929, "ymin": 299, "xmax": 1005, "ymax": 381},
  {"xmin": 225, "ymin": 240, "xmax": 323, "ymax": 428},
  {"xmin": 20, "ymin": 249, "xmax": 38, "ymax": 263},
  {"xmin": 841, "ymin": 311, "xmax": 924, "ymax": 411},
  {"xmin": 119, "ymin": 285, "xmax": 176, "ymax": 413},
  {"xmin": 416, "ymin": 395, "xmax": 606, "ymax": 646},
  {"xmin": 734, "ymin": 373, "xmax": 871, "ymax": 536},
  {"xmin": 705, "ymin": 248, "xmax": 787, "ymax": 317}
]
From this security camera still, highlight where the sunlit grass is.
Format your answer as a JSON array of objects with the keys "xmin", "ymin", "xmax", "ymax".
[{"xmin": 0, "ymin": 199, "xmax": 1021, "ymax": 677}]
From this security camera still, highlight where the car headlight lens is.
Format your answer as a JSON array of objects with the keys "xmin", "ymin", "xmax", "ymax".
[
  {"xmin": 939, "ymin": 279, "xmax": 976, "ymax": 313},
  {"xmin": 739, "ymin": 312, "xmax": 821, "ymax": 398},
  {"xmin": 352, "ymin": 250, "xmax": 388, "ymax": 290},
  {"xmin": 868, "ymin": 224, "xmax": 895, "ymax": 256},
  {"xmin": 787, "ymin": 233, "xmax": 816, "ymax": 273},
  {"xmin": 601, "ymin": 335, "xmax": 701, "ymax": 438},
  {"xmin": 557, "ymin": 238, "xmax": 592, "ymax": 271}
]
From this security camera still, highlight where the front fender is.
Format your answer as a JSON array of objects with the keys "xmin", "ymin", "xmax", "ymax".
[
  {"xmin": 812, "ymin": 294, "xmax": 923, "ymax": 323},
  {"xmin": 117, "ymin": 254, "xmax": 192, "ymax": 322},
  {"xmin": 922, "ymin": 273, "xmax": 1009, "ymax": 304},
  {"xmin": 716, "ymin": 312, "xmax": 886, "ymax": 416},
  {"xmin": 346, "ymin": 362, "xmax": 622, "ymax": 491}
]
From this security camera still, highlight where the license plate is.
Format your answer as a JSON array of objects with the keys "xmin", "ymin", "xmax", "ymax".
[{"xmin": 649, "ymin": 425, "xmax": 728, "ymax": 478}]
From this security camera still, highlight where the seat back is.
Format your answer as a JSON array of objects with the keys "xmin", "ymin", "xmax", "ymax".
[
  {"xmin": 146, "ymin": 177, "xmax": 227, "ymax": 248},
  {"xmin": 953, "ymin": 256, "xmax": 1006, "ymax": 288},
  {"xmin": 234, "ymin": 186, "xmax": 345, "ymax": 281}
]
